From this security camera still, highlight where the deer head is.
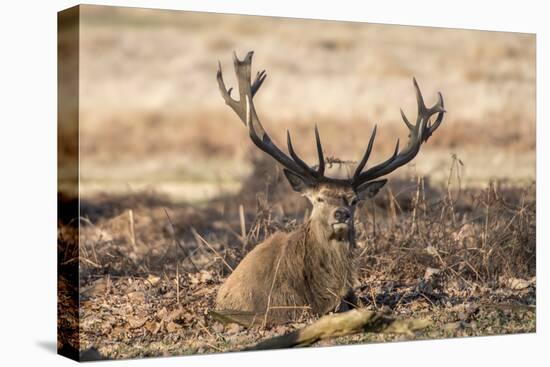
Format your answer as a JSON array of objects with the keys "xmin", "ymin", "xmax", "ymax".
[{"xmin": 217, "ymin": 51, "xmax": 445, "ymax": 245}]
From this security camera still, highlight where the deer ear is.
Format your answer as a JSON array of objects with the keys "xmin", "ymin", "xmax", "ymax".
[
  {"xmin": 283, "ymin": 169, "xmax": 312, "ymax": 193},
  {"xmin": 356, "ymin": 179, "xmax": 387, "ymax": 200}
]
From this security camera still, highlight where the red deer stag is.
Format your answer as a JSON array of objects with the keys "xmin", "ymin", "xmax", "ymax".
[{"xmin": 214, "ymin": 51, "xmax": 445, "ymax": 324}]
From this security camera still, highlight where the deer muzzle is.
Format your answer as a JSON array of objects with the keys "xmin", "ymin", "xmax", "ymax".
[{"xmin": 330, "ymin": 208, "xmax": 351, "ymax": 239}]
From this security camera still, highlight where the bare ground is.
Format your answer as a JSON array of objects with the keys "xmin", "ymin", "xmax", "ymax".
[{"xmin": 58, "ymin": 156, "xmax": 535, "ymax": 359}]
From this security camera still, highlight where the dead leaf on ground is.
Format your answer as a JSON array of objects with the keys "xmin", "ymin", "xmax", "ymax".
[
  {"xmin": 144, "ymin": 320, "xmax": 161, "ymax": 334},
  {"xmin": 211, "ymin": 322, "xmax": 224, "ymax": 333},
  {"xmin": 156, "ymin": 307, "xmax": 168, "ymax": 319},
  {"xmin": 127, "ymin": 291, "xmax": 145, "ymax": 303},
  {"xmin": 80, "ymin": 278, "xmax": 108, "ymax": 298},
  {"xmin": 503, "ymin": 277, "xmax": 535, "ymax": 290},
  {"xmin": 127, "ymin": 315, "xmax": 147, "ymax": 329},
  {"xmin": 147, "ymin": 274, "xmax": 161, "ymax": 286},
  {"xmin": 225, "ymin": 323, "xmax": 243, "ymax": 334},
  {"xmin": 189, "ymin": 270, "xmax": 214, "ymax": 285},
  {"xmin": 166, "ymin": 321, "xmax": 181, "ymax": 333}
]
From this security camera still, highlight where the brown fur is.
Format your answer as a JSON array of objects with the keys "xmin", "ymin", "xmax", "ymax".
[
  {"xmin": 214, "ymin": 177, "xmax": 382, "ymax": 324},
  {"xmin": 215, "ymin": 220, "xmax": 357, "ymax": 324}
]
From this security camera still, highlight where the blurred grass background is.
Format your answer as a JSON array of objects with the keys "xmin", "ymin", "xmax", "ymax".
[{"xmin": 65, "ymin": 5, "xmax": 535, "ymax": 201}]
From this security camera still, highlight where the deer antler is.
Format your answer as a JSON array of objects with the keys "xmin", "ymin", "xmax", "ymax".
[
  {"xmin": 351, "ymin": 78, "xmax": 445, "ymax": 188},
  {"xmin": 217, "ymin": 51, "xmax": 446, "ymax": 189},
  {"xmin": 217, "ymin": 51, "xmax": 327, "ymax": 185}
]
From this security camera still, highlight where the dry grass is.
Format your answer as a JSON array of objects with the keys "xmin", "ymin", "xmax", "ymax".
[{"xmin": 58, "ymin": 155, "xmax": 535, "ymax": 359}]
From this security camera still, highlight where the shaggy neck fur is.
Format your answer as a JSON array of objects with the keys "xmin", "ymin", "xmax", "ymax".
[{"xmin": 300, "ymin": 219, "xmax": 357, "ymax": 314}]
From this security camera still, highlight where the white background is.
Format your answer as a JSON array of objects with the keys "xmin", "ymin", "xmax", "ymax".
[{"xmin": 0, "ymin": 1, "xmax": 546, "ymax": 366}]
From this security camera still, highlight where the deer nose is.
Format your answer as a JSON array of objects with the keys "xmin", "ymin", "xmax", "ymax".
[{"xmin": 334, "ymin": 208, "xmax": 350, "ymax": 223}]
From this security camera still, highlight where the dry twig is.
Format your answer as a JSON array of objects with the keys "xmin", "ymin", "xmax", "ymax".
[{"xmin": 191, "ymin": 227, "xmax": 234, "ymax": 272}]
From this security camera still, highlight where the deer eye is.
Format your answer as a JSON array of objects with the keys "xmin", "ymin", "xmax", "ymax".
[
  {"xmin": 350, "ymin": 198, "xmax": 359, "ymax": 206},
  {"xmin": 316, "ymin": 197, "xmax": 325, "ymax": 203}
]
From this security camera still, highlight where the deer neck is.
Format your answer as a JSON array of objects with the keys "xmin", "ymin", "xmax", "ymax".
[{"xmin": 301, "ymin": 218, "xmax": 356, "ymax": 314}]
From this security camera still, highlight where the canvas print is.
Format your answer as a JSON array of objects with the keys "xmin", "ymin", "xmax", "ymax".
[{"xmin": 57, "ymin": 5, "xmax": 536, "ymax": 361}]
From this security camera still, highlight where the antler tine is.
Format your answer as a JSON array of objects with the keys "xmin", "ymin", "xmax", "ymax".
[
  {"xmin": 424, "ymin": 92, "xmax": 445, "ymax": 141},
  {"xmin": 285, "ymin": 125, "xmax": 327, "ymax": 178},
  {"xmin": 413, "ymin": 78, "xmax": 446, "ymax": 139},
  {"xmin": 364, "ymin": 138, "xmax": 400, "ymax": 177},
  {"xmin": 243, "ymin": 96, "xmax": 309, "ymax": 179},
  {"xmin": 400, "ymin": 109, "xmax": 414, "ymax": 130},
  {"xmin": 352, "ymin": 78, "xmax": 445, "ymax": 187},
  {"xmin": 314, "ymin": 125, "xmax": 325, "ymax": 176},
  {"xmin": 217, "ymin": 52, "xmax": 268, "ymax": 124},
  {"xmin": 352, "ymin": 125, "xmax": 377, "ymax": 180},
  {"xmin": 287, "ymin": 130, "xmax": 317, "ymax": 176},
  {"xmin": 217, "ymin": 60, "xmax": 244, "ymax": 124},
  {"xmin": 287, "ymin": 125, "xmax": 326, "ymax": 177},
  {"xmin": 219, "ymin": 51, "xmax": 323, "ymax": 183},
  {"xmin": 252, "ymin": 70, "xmax": 267, "ymax": 97},
  {"xmin": 413, "ymin": 77, "xmax": 427, "ymax": 115}
]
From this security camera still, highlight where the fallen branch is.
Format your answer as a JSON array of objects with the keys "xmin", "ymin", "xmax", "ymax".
[{"xmin": 245, "ymin": 309, "xmax": 431, "ymax": 350}]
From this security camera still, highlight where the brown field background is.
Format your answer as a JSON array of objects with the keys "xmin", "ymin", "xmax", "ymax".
[
  {"xmin": 69, "ymin": 5, "xmax": 536, "ymax": 201},
  {"xmin": 57, "ymin": 5, "xmax": 536, "ymax": 360}
]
